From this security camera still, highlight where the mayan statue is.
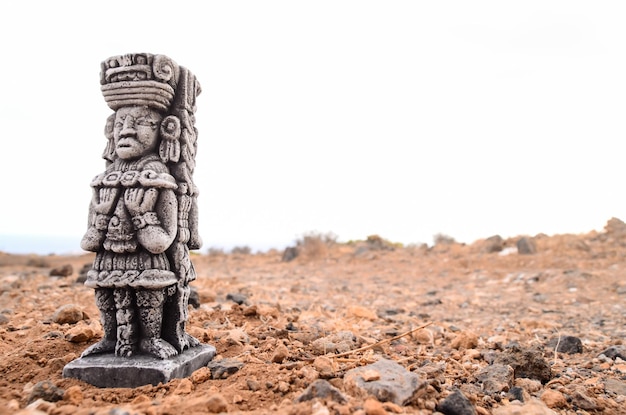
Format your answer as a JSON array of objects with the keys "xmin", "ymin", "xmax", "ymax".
[{"xmin": 64, "ymin": 53, "xmax": 215, "ymax": 387}]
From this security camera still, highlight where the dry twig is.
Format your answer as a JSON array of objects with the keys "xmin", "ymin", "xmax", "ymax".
[{"xmin": 329, "ymin": 322, "xmax": 433, "ymax": 359}]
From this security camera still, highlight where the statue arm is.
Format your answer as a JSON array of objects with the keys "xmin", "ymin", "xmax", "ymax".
[{"xmin": 133, "ymin": 188, "xmax": 178, "ymax": 254}]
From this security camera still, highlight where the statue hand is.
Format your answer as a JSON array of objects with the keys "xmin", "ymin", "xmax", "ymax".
[
  {"xmin": 94, "ymin": 188, "xmax": 119, "ymax": 214},
  {"xmin": 124, "ymin": 187, "xmax": 158, "ymax": 216}
]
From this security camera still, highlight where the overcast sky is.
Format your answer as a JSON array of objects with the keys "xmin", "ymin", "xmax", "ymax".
[{"xmin": 1, "ymin": 1, "xmax": 625, "ymax": 253}]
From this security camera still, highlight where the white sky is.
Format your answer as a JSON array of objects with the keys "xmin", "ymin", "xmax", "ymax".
[{"xmin": 1, "ymin": 1, "xmax": 625, "ymax": 252}]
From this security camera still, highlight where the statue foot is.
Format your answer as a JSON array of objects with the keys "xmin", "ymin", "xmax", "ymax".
[
  {"xmin": 81, "ymin": 339, "xmax": 116, "ymax": 357},
  {"xmin": 115, "ymin": 343, "xmax": 135, "ymax": 357},
  {"xmin": 140, "ymin": 338, "xmax": 178, "ymax": 359},
  {"xmin": 184, "ymin": 333, "xmax": 201, "ymax": 349}
]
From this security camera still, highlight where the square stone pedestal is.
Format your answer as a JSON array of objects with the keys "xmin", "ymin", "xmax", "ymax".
[{"xmin": 63, "ymin": 345, "xmax": 216, "ymax": 388}]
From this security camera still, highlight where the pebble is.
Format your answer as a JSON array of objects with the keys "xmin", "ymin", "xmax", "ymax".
[
  {"xmin": 540, "ymin": 389, "xmax": 567, "ymax": 409},
  {"xmin": 451, "ymin": 331, "xmax": 479, "ymax": 350},
  {"xmin": 207, "ymin": 358, "xmax": 244, "ymax": 379},
  {"xmin": 600, "ymin": 345, "xmax": 626, "ymax": 360},
  {"xmin": 475, "ymin": 364, "xmax": 514, "ymax": 395},
  {"xmin": 311, "ymin": 331, "xmax": 359, "ymax": 354},
  {"xmin": 492, "ymin": 399, "xmax": 556, "ymax": 415},
  {"xmin": 295, "ymin": 379, "xmax": 347, "ymax": 403},
  {"xmin": 174, "ymin": 378, "xmax": 193, "ymax": 394},
  {"xmin": 51, "ymin": 304, "xmax": 84, "ymax": 325},
  {"xmin": 226, "ymin": 292, "xmax": 247, "ymax": 305},
  {"xmin": 363, "ymin": 398, "xmax": 388, "ymax": 415},
  {"xmin": 190, "ymin": 367, "xmax": 212, "ymax": 384},
  {"xmin": 27, "ymin": 381, "xmax": 65, "ymax": 404},
  {"xmin": 494, "ymin": 345, "xmax": 551, "ymax": 383},
  {"xmin": 435, "ymin": 389, "xmax": 477, "ymax": 415},
  {"xmin": 344, "ymin": 358, "xmax": 426, "ymax": 406},
  {"xmin": 546, "ymin": 335, "xmax": 583, "ymax": 354},
  {"xmin": 65, "ymin": 324, "xmax": 95, "ymax": 343},
  {"xmin": 271, "ymin": 342, "xmax": 290, "ymax": 363},
  {"xmin": 49, "ymin": 264, "xmax": 73, "ymax": 277}
]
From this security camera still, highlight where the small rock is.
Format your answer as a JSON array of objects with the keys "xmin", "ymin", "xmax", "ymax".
[
  {"xmin": 344, "ymin": 358, "xmax": 427, "ymax": 406},
  {"xmin": 540, "ymin": 389, "xmax": 567, "ymax": 409},
  {"xmin": 271, "ymin": 343, "xmax": 289, "ymax": 363},
  {"xmin": 604, "ymin": 378, "xmax": 626, "ymax": 396},
  {"xmin": 246, "ymin": 379, "xmax": 261, "ymax": 391},
  {"xmin": 207, "ymin": 358, "xmax": 244, "ymax": 379},
  {"xmin": 546, "ymin": 336, "xmax": 582, "ymax": 354},
  {"xmin": 494, "ymin": 345, "xmax": 551, "ymax": 383},
  {"xmin": 492, "ymin": 399, "xmax": 556, "ymax": 415},
  {"xmin": 313, "ymin": 356, "xmax": 335, "ymax": 378},
  {"xmin": 174, "ymin": 378, "xmax": 193, "ymax": 394},
  {"xmin": 599, "ymin": 345, "xmax": 626, "ymax": 360},
  {"xmin": 483, "ymin": 235, "xmax": 504, "ymax": 253},
  {"xmin": 49, "ymin": 264, "xmax": 73, "ymax": 277},
  {"xmin": 475, "ymin": 364, "xmax": 514, "ymax": 395},
  {"xmin": 451, "ymin": 331, "xmax": 479, "ymax": 350},
  {"xmin": 507, "ymin": 386, "xmax": 525, "ymax": 402},
  {"xmin": 52, "ymin": 305, "xmax": 84, "ymax": 325},
  {"xmin": 186, "ymin": 394, "xmax": 228, "ymax": 413},
  {"xmin": 363, "ymin": 397, "xmax": 388, "ymax": 415},
  {"xmin": 517, "ymin": 237, "xmax": 537, "ymax": 255},
  {"xmin": 0, "ymin": 314, "xmax": 9, "ymax": 325},
  {"xmin": 190, "ymin": 367, "xmax": 212, "ymax": 384},
  {"xmin": 570, "ymin": 389, "xmax": 599, "ymax": 411},
  {"xmin": 295, "ymin": 379, "xmax": 347, "ymax": 403},
  {"xmin": 28, "ymin": 381, "xmax": 65, "ymax": 404},
  {"xmin": 226, "ymin": 328, "xmax": 249, "ymax": 345},
  {"xmin": 65, "ymin": 325, "xmax": 95, "ymax": 343},
  {"xmin": 311, "ymin": 331, "xmax": 360, "ymax": 354},
  {"xmin": 282, "ymin": 246, "xmax": 299, "ymax": 262},
  {"xmin": 436, "ymin": 389, "xmax": 476, "ymax": 415},
  {"xmin": 226, "ymin": 292, "xmax": 247, "ymax": 305},
  {"xmin": 75, "ymin": 263, "xmax": 91, "ymax": 283}
]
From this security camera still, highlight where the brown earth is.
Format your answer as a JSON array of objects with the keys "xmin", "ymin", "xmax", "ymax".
[{"xmin": 1, "ymin": 219, "xmax": 626, "ymax": 415}]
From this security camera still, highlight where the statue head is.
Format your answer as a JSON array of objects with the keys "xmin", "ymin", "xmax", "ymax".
[{"xmin": 100, "ymin": 53, "xmax": 181, "ymax": 162}]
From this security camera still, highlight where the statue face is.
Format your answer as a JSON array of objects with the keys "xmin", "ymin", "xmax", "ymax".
[{"xmin": 113, "ymin": 106, "xmax": 162, "ymax": 160}]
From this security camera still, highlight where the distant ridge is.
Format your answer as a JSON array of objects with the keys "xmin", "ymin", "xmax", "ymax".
[{"xmin": 0, "ymin": 234, "xmax": 84, "ymax": 255}]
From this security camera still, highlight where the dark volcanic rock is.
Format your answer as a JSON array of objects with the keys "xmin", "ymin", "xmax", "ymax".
[
  {"xmin": 546, "ymin": 335, "xmax": 583, "ymax": 354},
  {"xmin": 494, "ymin": 345, "xmax": 551, "ymax": 384},
  {"xmin": 436, "ymin": 389, "xmax": 476, "ymax": 415}
]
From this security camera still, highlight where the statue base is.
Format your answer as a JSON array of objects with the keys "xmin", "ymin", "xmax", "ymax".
[{"xmin": 62, "ymin": 344, "xmax": 216, "ymax": 388}]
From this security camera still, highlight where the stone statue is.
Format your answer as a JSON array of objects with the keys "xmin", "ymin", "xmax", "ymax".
[{"xmin": 64, "ymin": 53, "xmax": 214, "ymax": 387}]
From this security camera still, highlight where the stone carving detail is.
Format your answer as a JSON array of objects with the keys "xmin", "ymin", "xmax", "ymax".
[{"xmin": 81, "ymin": 53, "xmax": 202, "ymax": 360}]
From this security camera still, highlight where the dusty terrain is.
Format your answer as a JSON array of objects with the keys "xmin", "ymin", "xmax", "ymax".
[{"xmin": 1, "ymin": 219, "xmax": 626, "ymax": 415}]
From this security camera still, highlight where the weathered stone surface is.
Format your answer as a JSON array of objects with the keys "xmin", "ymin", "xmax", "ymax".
[
  {"xmin": 76, "ymin": 53, "xmax": 207, "ymax": 366},
  {"xmin": 436, "ymin": 389, "xmax": 476, "ymax": 415},
  {"xmin": 62, "ymin": 344, "xmax": 216, "ymax": 388},
  {"xmin": 517, "ymin": 237, "xmax": 537, "ymax": 254},
  {"xmin": 49, "ymin": 264, "xmax": 73, "ymax": 277},
  {"xmin": 546, "ymin": 335, "xmax": 582, "ymax": 354},
  {"xmin": 344, "ymin": 358, "xmax": 426, "ymax": 405},
  {"xmin": 51, "ymin": 304, "xmax": 85, "ymax": 325},
  {"xmin": 207, "ymin": 358, "xmax": 244, "ymax": 379},
  {"xmin": 494, "ymin": 345, "xmax": 551, "ymax": 384},
  {"xmin": 475, "ymin": 364, "xmax": 514, "ymax": 395},
  {"xmin": 295, "ymin": 379, "xmax": 347, "ymax": 403},
  {"xmin": 27, "ymin": 381, "xmax": 65, "ymax": 404}
]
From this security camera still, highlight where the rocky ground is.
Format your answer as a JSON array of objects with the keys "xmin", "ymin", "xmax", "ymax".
[{"xmin": 1, "ymin": 219, "xmax": 626, "ymax": 415}]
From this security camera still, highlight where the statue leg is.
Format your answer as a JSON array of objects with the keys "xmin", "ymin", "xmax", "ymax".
[
  {"xmin": 136, "ymin": 288, "xmax": 178, "ymax": 359},
  {"xmin": 114, "ymin": 288, "xmax": 139, "ymax": 357},
  {"xmin": 81, "ymin": 288, "xmax": 116, "ymax": 357}
]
